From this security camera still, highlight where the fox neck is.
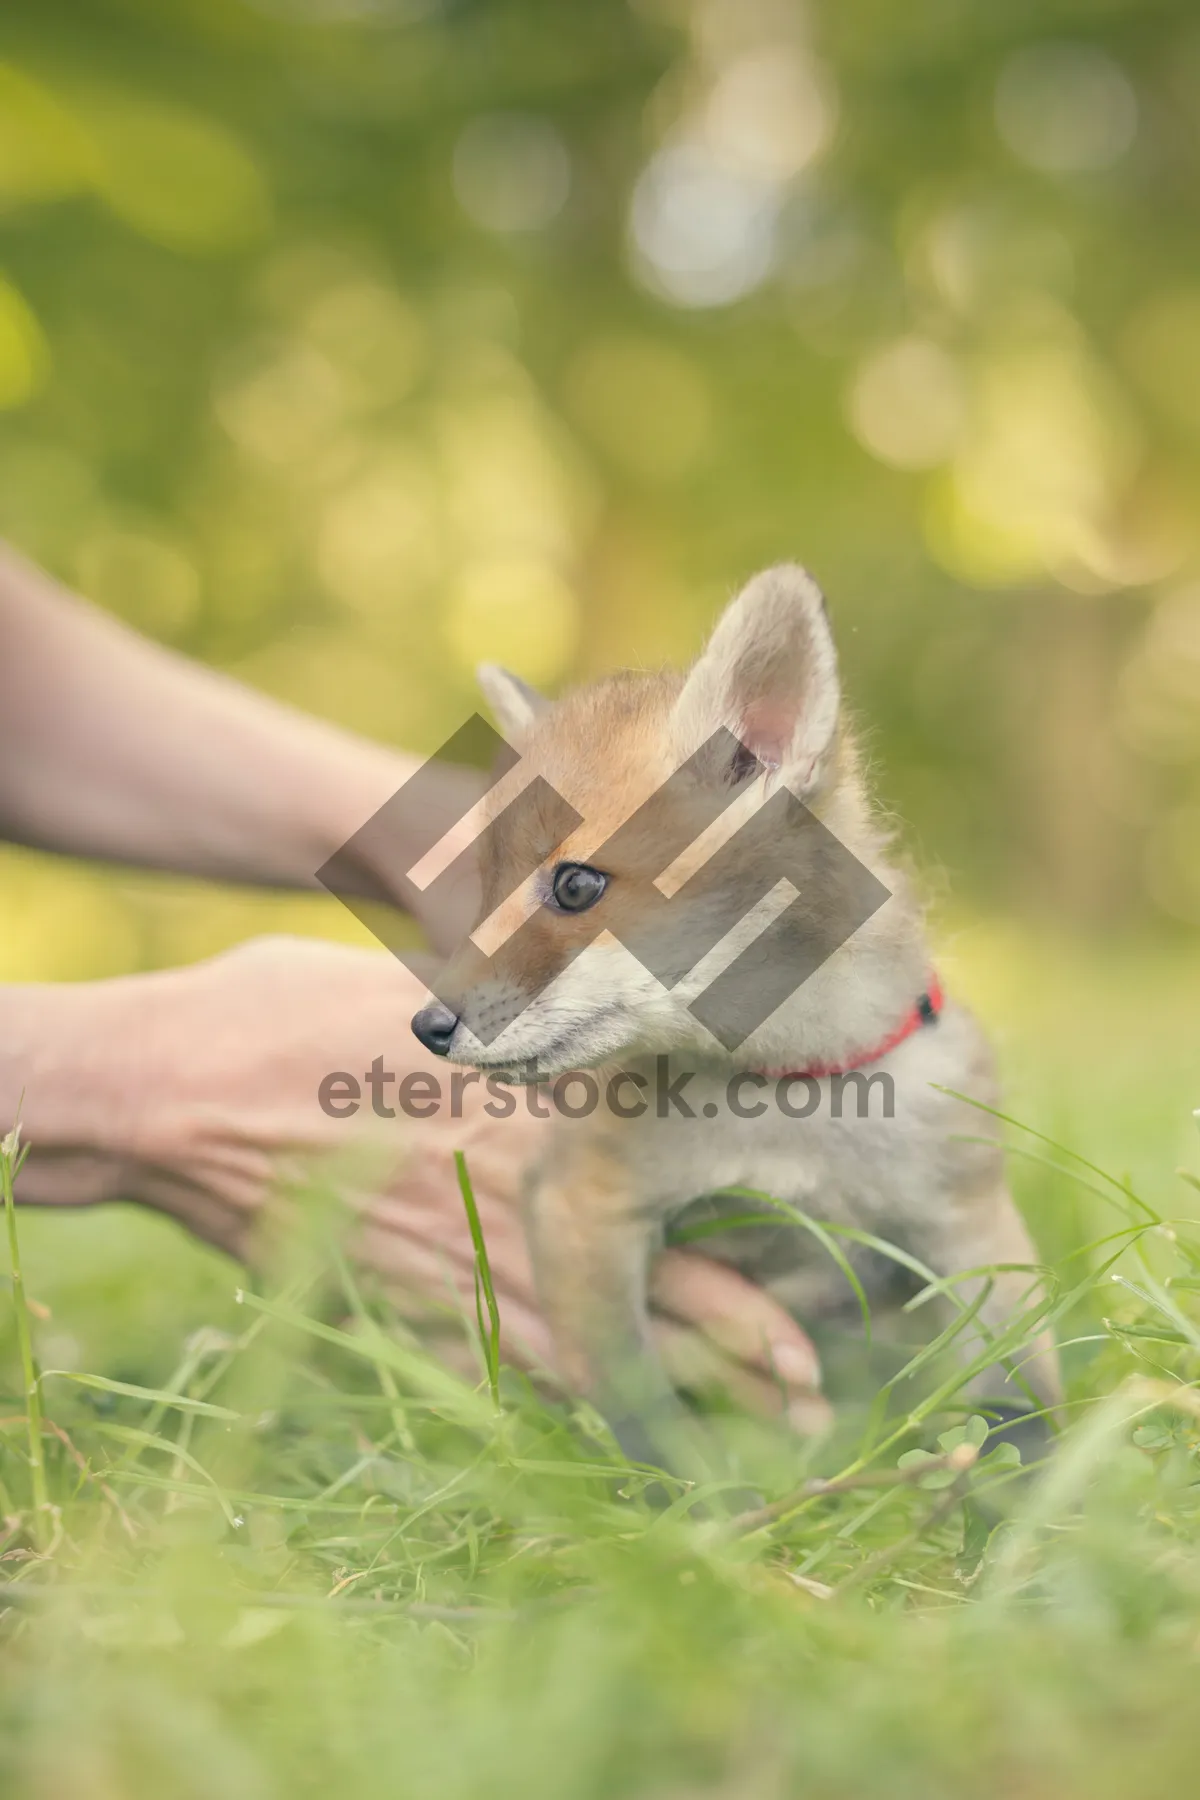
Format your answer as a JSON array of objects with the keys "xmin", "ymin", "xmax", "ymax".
[
  {"xmin": 730, "ymin": 878, "xmax": 931, "ymax": 1075},
  {"xmin": 710, "ymin": 760, "xmax": 930, "ymax": 1073}
]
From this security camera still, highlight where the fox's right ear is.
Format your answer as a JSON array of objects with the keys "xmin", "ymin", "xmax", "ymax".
[
  {"xmin": 670, "ymin": 564, "xmax": 840, "ymax": 798},
  {"xmin": 477, "ymin": 663, "xmax": 548, "ymax": 747}
]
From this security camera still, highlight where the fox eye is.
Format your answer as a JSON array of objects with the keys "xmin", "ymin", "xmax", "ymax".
[{"xmin": 550, "ymin": 862, "xmax": 608, "ymax": 913}]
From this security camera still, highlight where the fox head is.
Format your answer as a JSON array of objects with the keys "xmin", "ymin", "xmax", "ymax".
[{"xmin": 411, "ymin": 565, "xmax": 922, "ymax": 1078}]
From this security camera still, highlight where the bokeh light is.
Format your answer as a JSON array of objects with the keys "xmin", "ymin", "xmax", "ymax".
[
  {"xmin": 995, "ymin": 42, "xmax": 1138, "ymax": 175},
  {"xmin": 1123, "ymin": 290, "xmax": 1200, "ymax": 439},
  {"xmin": 1117, "ymin": 586, "xmax": 1200, "ymax": 765},
  {"xmin": 0, "ymin": 277, "xmax": 49, "ymax": 409},
  {"xmin": 629, "ymin": 144, "xmax": 781, "ymax": 308},
  {"xmin": 445, "ymin": 560, "xmax": 580, "ymax": 688},
  {"xmin": 83, "ymin": 93, "xmax": 269, "ymax": 254},
  {"xmin": 0, "ymin": 64, "xmax": 93, "ymax": 205},
  {"xmin": 316, "ymin": 451, "xmax": 443, "ymax": 612},
  {"xmin": 701, "ymin": 46, "xmax": 836, "ymax": 182},
  {"xmin": 846, "ymin": 338, "xmax": 965, "ymax": 471},
  {"xmin": 76, "ymin": 528, "xmax": 201, "ymax": 641},
  {"xmin": 453, "ymin": 114, "xmax": 571, "ymax": 235},
  {"xmin": 924, "ymin": 326, "xmax": 1139, "ymax": 589}
]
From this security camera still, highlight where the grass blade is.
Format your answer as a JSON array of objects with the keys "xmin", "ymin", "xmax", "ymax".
[
  {"xmin": 40, "ymin": 1370, "xmax": 241, "ymax": 1420},
  {"xmin": 1, "ymin": 1125, "xmax": 50, "ymax": 1549},
  {"xmin": 454, "ymin": 1150, "xmax": 501, "ymax": 1409}
]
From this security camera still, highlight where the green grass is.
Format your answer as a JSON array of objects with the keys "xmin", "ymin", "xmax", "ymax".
[{"xmin": 2, "ymin": 930, "xmax": 1200, "ymax": 1800}]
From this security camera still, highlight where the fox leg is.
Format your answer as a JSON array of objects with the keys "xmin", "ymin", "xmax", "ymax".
[
  {"xmin": 524, "ymin": 1131, "xmax": 717, "ymax": 1481},
  {"xmin": 904, "ymin": 1179, "xmax": 1061, "ymax": 1423}
]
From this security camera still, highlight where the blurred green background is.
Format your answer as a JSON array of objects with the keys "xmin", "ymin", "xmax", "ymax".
[{"xmin": 0, "ymin": 0, "xmax": 1197, "ymax": 1282}]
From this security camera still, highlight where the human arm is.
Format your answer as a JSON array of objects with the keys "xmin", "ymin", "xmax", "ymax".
[{"xmin": 0, "ymin": 544, "xmax": 475, "ymax": 947}]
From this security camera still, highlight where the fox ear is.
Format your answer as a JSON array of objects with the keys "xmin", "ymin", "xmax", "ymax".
[
  {"xmin": 477, "ymin": 663, "xmax": 548, "ymax": 747},
  {"xmin": 671, "ymin": 564, "xmax": 840, "ymax": 796}
]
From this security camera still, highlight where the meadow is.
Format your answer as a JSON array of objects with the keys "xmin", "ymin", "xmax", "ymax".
[{"xmin": 3, "ymin": 917, "xmax": 1199, "ymax": 1800}]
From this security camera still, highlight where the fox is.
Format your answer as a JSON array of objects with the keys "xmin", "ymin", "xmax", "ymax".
[{"xmin": 411, "ymin": 565, "xmax": 1060, "ymax": 1473}]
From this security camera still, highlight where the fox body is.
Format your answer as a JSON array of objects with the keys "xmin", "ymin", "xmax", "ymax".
[{"xmin": 413, "ymin": 566, "xmax": 1059, "ymax": 1466}]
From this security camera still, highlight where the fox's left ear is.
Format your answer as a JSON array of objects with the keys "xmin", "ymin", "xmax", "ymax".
[
  {"xmin": 670, "ymin": 564, "xmax": 840, "ymax": 796},
  {"xmin": 477, "ymin": 663, "xmax": 548, "ymax": 748}
]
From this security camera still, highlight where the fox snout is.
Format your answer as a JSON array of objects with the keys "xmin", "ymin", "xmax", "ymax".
[{"xmin": 411, "ymin": 999, "xmax": 459, "ymax": 1057}]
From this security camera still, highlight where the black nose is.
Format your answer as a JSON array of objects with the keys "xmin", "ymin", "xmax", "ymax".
[{"xmin": 411, "ymin": 1001, "xmax": 460, "ymax": 1057}]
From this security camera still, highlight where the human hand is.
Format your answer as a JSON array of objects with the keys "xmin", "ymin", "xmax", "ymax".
[{"xmin": 13, "ymin": 936, "xmax": 827, "ymax": 1428}]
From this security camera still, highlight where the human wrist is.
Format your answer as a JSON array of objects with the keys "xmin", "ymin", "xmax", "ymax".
[
  {"xmin": 309, "ymin": 743, "xmax": 482, "ymax": 953},
  {"xmin": 288, "ymin": 734, "xmax": 414, "ymax": 886},
  {"xmin": 2, "ymin": 970, "xmax": 176, "ymax": 1205}
]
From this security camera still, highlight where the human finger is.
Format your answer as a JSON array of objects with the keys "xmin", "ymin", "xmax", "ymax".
[{"xmin": 649, "ymin": 1249, "xmax": 823, "ymax": 1394}]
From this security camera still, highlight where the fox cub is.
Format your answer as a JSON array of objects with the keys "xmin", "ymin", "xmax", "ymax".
[{"xmin": 413, "ymin": 566, "xmax": 1059, "ymax": 1471}]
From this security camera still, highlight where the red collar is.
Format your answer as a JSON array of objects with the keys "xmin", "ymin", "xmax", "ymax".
[{"xmin": 752, "ymin": 975, "xmax": 944, "ymax": 1081}]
